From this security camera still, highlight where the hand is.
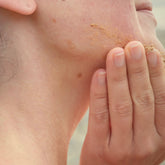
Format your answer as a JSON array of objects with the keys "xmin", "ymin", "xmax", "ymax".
[{"xmin": 80, "ymin": 41, "xmax": 165, "ymax": 165}]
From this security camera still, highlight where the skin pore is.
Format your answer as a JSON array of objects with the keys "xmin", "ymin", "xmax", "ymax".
[{"xmin": 0, "ymin": 0, "xmax": 165, "ymax": 164}]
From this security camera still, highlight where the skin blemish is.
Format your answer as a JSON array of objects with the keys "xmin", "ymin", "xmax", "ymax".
[
  {"xmin": 52, "ymin": 18, "xmax": 56, "ymax": 23},
  {"xmin": 77, "ymin": 73, "xmax": 82, "ymax": 78}
]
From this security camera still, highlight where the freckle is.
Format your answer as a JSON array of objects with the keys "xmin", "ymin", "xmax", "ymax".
[
  {"xmin": 52, "ymin": 18, "xmax": 56, "ymax": 23},
  {"xmin": 77, "ymin": 73, "xmax": 82, "ymax": 78}
]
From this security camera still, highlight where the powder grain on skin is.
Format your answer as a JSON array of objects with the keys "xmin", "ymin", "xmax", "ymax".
[
  {"xmin": 90, "ymin": 24, "xmax": 117, "ymax": 39},
  {"xmin": 144, "ymin": 44, "xmax": 165, "ymax": 67},
  {"xmin": 144, "ymin": 44, "xmax": 154, "ymax": 53},
  {"xmin": 89, "ymin": 23, "xmax": 165, "ymax": 67},
  {"xmin": 89, "ymin": 23, "xmax": 134, "ymax": 47}
]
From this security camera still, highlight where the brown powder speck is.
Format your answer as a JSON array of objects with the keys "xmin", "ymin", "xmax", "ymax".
[
  {"xmin": 90, "ymin": 24, "xmax": 165, "ymax": 68},
  {"xmin": 90, "ymin": 23, "xmax": 134, "ymax": 48},
  {"xmin": 90, "ymin": 24, "xmax": 114, "ymax": 39},
  {"xmin": 160, "ymin": 52, "xmax": 165, "ymax": 67},
  {"xmin": 144, "ymin": 44, "xmax": 155, "ymax": 53},
  {"xmin": 90, "ymin": 24, "xmax": 106, "ymax": 30},
  {"xmin": 144, "ymin": 44, "xmax": 165, "ymax": 68}
]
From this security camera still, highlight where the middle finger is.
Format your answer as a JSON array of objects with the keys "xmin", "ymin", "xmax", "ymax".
[{"xmin": 125, "ymin": 41, "xmax": 156, "ymax": 141}]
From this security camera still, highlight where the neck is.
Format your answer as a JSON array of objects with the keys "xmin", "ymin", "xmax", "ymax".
[{"xmin": 0, "ymin": 16, "xmax": 90, "ymax": 165}]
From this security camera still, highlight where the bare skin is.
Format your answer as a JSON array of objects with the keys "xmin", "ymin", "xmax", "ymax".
[
  {"xmin": 0, "ymin": 0, "xmax": 165, "ymax": 165},
  {"xmin": 80, "ymin": 41, "xmax": 165, "ymax": 165}
]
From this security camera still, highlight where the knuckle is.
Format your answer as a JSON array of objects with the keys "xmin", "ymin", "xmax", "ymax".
[
  {"xmin": 87, "ymin": 147, "xmax": 99, "ymax": 159},
  {"xmin": 111, "ymin": 102, "xmax": 132, "ymax": 117},
  {"xmin": 87, "ymin": 144, "xmax": 106, "ymax": 160},
  {"xmin": 91, "ymin": 92, "xmax": 109, "ymax": 120},
  {"xmin": 132, "ymin": 90, "xmax": 154, "ymax": 107},
  {"xmin": 159, "ymin": 140, "xmax": 165, "ymax": 152},
  {"xmin": 155, "ymin": 90, "xmax": 165, "ymax": 107},
  {"xmin": 83, "ymin": 138, "xmax": 101, "ymax": 158},
  {"xmin": 93, "ymin": 92, "xmax": 107, "ymax": 100},
  {"xmin": 112, "ymin": 74, "xmax": 127, "ymax": 82},
  {"xmin": 135, "ymin": 148, "xmax": 155, "ymax": 160},
  {"xmin": 97, "ymin": 148, "xmax": 106, "ymax": 160},
  {"xmin": 110, "ymin": 149, "xmax": 132, "ymax": 162},
  {"xmin": 132, "ymin": 66, "xmax": 146, "ymax": 76},
  {"xmin": 93, "ymin": 108, "xmax": 109, "ymax": 120},
  {"xmin": 135, "ymin": 139, "xmax": 157, "ymax": 159},
  {"xmin": 150, "ymin": 68, "xmax": 163, "ymax": 78},
  {"xmin": 135, "ymin": 151, "xmax": 148, "ymax": 160},
  {"xmin": 146, "ymin": 141, "xmax": 158, "ymax": 155}
]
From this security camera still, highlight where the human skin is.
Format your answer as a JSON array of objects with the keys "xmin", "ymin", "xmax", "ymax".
[
  {"xmin": 0, "ymin": 0, "xmax": 165, "ymax": 164},
  {"xmin": 80, "ymin": 42, "xmax": 165, "ymax": 165}
]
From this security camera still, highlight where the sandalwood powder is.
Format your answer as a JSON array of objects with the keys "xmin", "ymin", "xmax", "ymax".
[{"xmin": 90, "ymin": 23, "xmax": 165, "ymax": 67}]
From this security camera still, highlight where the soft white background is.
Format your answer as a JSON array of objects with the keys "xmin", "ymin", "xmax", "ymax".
[{"xmin": 67, "ymin": 1, "xmax": 165, "ymax": 164}]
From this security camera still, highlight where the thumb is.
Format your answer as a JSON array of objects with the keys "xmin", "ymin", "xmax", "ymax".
[{"xmin": 87, "ymin": 69, "xmax": 110, "ymax": 144}]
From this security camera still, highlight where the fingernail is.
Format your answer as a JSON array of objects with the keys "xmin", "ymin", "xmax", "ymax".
[
  {"xmin": 98, "ymin": 71, "xmax": 106, "ymax": 85},
  {"xmin": 114, "ymin": 51, "xmax": 125, "ymax": 67},
  {"xmin": 129, "ymin": 42, "xmax": 143, "ymax": 60},
  {"xmin": 147, "ymin": 50, "xmax": 158, "ymax": 67}
]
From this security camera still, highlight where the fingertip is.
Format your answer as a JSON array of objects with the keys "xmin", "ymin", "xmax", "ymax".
[
  {"xmin": 107, "ymin": 47, "xmax": 125, "ymax": 65},
  {"xmin": 146, "ymin": 48, "xmax": 162, "ymax": 67},
  {"xmin": 147, "ymin": 48, "xmax": 160, "ymax": 56},
  {"xmin": 97, "ymin": 69, "xmax": 106, "ymax": 85},
  {"xmin": 91, "ymin": 69, "xmax": 106, "ymax": 86},
  {"xmin": 108, "ymin": 47, "xmax": 124, "ymax": 56},
  {"xmin": 125, "ymin": 41, "xmax": 144, "ymax": 53}
]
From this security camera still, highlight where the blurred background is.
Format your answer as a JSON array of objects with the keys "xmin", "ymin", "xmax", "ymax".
[{"xmin": 68, "ymin": 0, "xmax": 165, "ymax": 164}]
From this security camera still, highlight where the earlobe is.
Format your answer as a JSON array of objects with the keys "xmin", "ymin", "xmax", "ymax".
[{"xmin": 0, "ymin": 0, "xmax": 37, "ymax": 15}]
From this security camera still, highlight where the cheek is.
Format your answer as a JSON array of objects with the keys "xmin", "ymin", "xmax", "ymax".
[{"xmin": 44, "ymin": 1, "xmax": 143, "ymax": 61}]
